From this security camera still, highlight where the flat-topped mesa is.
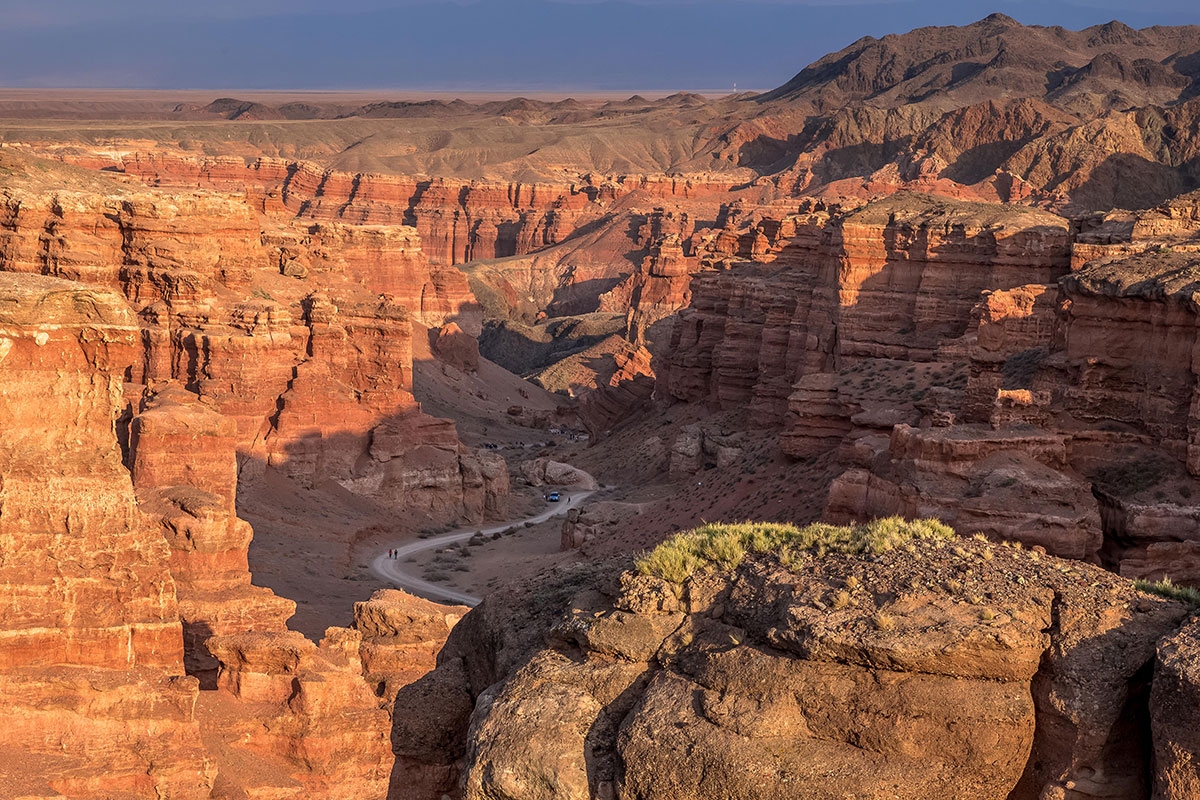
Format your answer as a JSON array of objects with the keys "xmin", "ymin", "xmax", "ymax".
[
  {"xmin": 827, "ymin": 196, "xmax": 1072, "ymax": 361},
  {"xmin": 662, "ymin": 195, "xmax": 1072, "ymax": 426},
  {"xmin": 0, "ymin": 273, "xmax": 212, "ymax": 798},
  {"xmin": 129, "ymin": 385, "xmax": 295, "ymax": 683}
]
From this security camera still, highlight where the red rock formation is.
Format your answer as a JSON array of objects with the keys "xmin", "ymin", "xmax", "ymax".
[
  {"xmin": 0, "ymin": 273, "xmax": 213, "ymax": 797},
  {"xmin": 204, "ymin": 629, "xmax": 393, "ymax": 799},
  {"xmin": 825, "ymin": 425, "xmax": 1104, "ymax": 560},
  {"xmin": 353, "ymin": 589, "xmax": 468, "ymax": 702},
  {"xmin": 0, "ymin": 168, "xmax": 511, "ymax": 527},
  {"xmin": 107, "ymin": 154, "xmax": 737, "ymax": 269},
  {"xmin": 574, "ymin": 343, "xmax": 657, "ymax": 437},
  {"xmin": 294, "ymin": 222, "xmax": 481, "ymax": 332},
  {"xmin": 598, "ymin": 208, "xmax": 702, "ymax": 344},
  {"xmin": 431, "ymin": 321, "xmax": 481, "ymax": 373},
  {"xmin": 664, "ymin": 195, "xmax": 1070, "ymax": 424},
  {"xmin": 1152, "ymin": 616, "xmax": 1200, "ymax": 800},
  {"xmin": 130, "ymin": 385, "xmax": 295, "ymax": 683}
]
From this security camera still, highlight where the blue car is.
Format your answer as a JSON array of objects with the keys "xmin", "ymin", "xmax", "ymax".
[{"xmin": 546, "ymin": 491, "xmax": 561, "ymax": 502}]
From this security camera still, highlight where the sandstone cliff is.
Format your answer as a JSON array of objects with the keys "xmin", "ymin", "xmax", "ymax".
[
  {"xmin": 0, "ymin": 155, "xmax": 507, "ymax": 527},
  {"xmin": 0, "ymin": 277, "xmax": 470, "ymax": 794},
  {"xmin": 0, "ymin": 274, "xmax": 212, "ymax": 797},
  {"xmin": 648, "ymin": 191, "xmax": 1200, "ymax": 588}
]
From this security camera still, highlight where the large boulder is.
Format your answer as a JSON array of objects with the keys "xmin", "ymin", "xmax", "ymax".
[{"xmin": 520, "ymin": 457, "xmax": 598, "ymax": 490}]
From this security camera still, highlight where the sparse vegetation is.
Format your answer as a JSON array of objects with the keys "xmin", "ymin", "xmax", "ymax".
[
  {"xmin": 1134, "ymin": 577, "xmax": 1200, "ymax": 610},
  {"xmin": 1001, "ymin": 347, "xmax": 1046, "ymax": 388},
  {"xmin": 635, "ymin": 517, "xmax": 955, "ymax": 584},
  {"xmin": 1093, "ymin": 454, "xmax": 1177, "ymax": 497}
]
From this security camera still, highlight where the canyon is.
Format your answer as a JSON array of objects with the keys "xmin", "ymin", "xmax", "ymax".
[{"xmin": 3, "ymin": 12, "xmax": 1200, "ymax": 800}]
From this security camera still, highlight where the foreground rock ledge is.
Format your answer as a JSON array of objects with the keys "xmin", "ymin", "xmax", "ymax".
[{"xmin": 400, "ymin": 529, "xmax": 1196, "ymax": 800}]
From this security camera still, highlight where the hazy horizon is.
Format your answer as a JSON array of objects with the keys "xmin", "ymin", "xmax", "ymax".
[{"xmin": 0, "ymin": 0, "xmax": 1196, "ymax": 92}]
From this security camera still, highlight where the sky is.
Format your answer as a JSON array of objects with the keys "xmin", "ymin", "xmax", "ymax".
[{"xmin": 0, "ymin": 0, "xmax": 1196, "ymax": 91}]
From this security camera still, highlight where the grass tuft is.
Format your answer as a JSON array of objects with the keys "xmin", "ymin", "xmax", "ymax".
[
  {"xmin": 635, "ymin": 517, "xmax": 955, "ymax": 584},
  {"xmin": 1134, "ymin": 577, "xmax": 1200, "ymax": 610}
]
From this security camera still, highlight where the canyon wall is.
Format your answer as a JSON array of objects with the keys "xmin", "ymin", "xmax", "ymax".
[
  {"xmin": 0, "ymin": 170, "xmax": 506, "ymax": 526},
  {"xmin": 0, "ymin": 274, "xmax": 212, "ymax": 797},
  {"xmin": 0, "ymin": 276, "xmax": 469, "ymax": 794},
  {"xmin": 88, "ymin": 153, "xmax": 736, "ymax": 268},
  {"xmin": 655, "ymin": 190, "xmax": 1200, "ymax": 585}
]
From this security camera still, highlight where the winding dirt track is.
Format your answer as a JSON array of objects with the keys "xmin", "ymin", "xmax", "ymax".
[{"xmin": 370, "ymin": 490, "xmax": 595, "ymax": 606}]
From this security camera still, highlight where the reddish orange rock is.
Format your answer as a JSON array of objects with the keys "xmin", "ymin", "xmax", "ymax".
[
  {"xmin": 0, "ymin": 273, "xmax": 212, "ymax": 798},
  {"xmin": 130, "ymin": 385, "xmax": 295, "ymax": 684},
  {"xmin": 353, "ymin": 589, "xmax": 468, "ymax": 701},
  {"xmin": 205, "ymin": 629, "xmax": 393, "ymax": 799}
]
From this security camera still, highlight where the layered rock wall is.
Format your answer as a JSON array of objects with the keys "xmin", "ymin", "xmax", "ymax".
[
  {"xmin": 0, "ymin": 176, "xmax": 507, "ymax": 526},
  {"xmin": 129, "ymin": 386, "xmax": 295, "ymax": 682},
  {"xmin": 108, "ymin": 153, "xmax": 736, "ymax": 267},
  {"xmin": 0, "ymin": 271, "xmax": 473, "ymax": 798},
  {"xmin": 661, "ymin": 196, "xmax": 1072, "ymax": 427},
  {"xmin": 0, "ymin": 274, "xmax": 213, "ymax": 797}
]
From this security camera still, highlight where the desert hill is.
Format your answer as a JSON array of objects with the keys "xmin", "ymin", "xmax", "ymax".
[{"xmin": 761, "ymin": 14, "xmax": 1200, "ymax": 113}]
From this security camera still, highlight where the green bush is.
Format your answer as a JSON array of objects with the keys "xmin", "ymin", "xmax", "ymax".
[{"xmin": 635, "ymin": 517, "xmax": 955, "ymax": 584}]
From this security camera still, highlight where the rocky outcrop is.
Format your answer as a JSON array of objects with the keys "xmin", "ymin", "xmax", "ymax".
[
  {"xmin": 598, "ymin": 209, "xmax": 701, "ymax": 344},
  {"xmin": 1152, "ymin": 617, "xmax": 1200, "ymax": 800},
  {"xmin": 520, "ymin": 457, "xmax": 598, "ymax": 490},
  {"xmin": 668, "ymin": 423, "xmax": 744, "ymax": 477},
  {"xmin": 129, "ymin": 385, "xmax": 295, "ymax": 684},
  {"xmin": 353, "ymin": 588, "xmax": 468, "ymax": 703},
  {"xmin": 400, "ymin": 527, "xmax": 1193, "ymax": 799},
  {"xmin": 826, "ymin": 425, "xmax": 1104, "ymax": 560},
  {"xmin": 431, "ymin": 321, "xmax": 481, "ymax": 373},
  {"xmin": 204, "ymin": 629, "xmax": 393, "ymax": 799}
]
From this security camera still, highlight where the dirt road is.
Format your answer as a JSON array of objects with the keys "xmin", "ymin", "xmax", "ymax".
[{"xmin": 370, "ymin": 490, "xmax": 594, "ymax": 606}]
